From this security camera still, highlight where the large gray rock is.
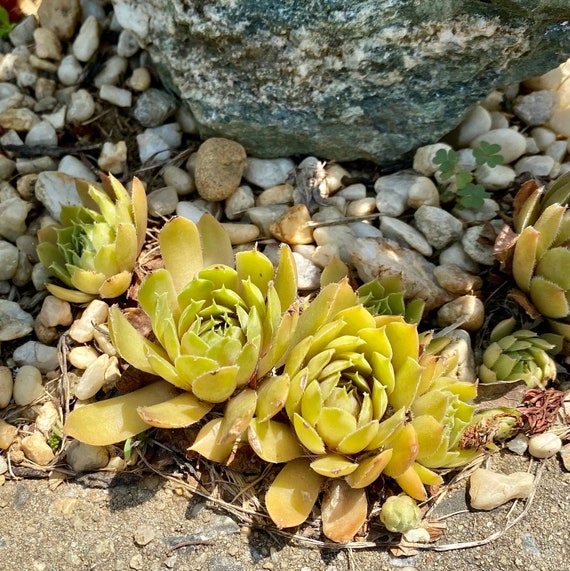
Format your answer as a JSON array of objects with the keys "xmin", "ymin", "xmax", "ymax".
[{"xmin": 112, "ymin": 0, "xmax": 570, "ymax": 163}]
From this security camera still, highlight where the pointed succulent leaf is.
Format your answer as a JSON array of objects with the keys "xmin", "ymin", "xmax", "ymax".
[
  {"xmin": 99, "ymin": 271, "xmax": 133, "ymax": 298},
  {"xmin": 345, "ymin": 449, "xmax": 393, "ymax": 489},
  {"xmin": 512, "ymin": 226, "xmax": 540, "ymax": 291},
  {"xmin": 321, "ymin": 479, "xmax": 368, "ymax": 543},
  {"xmin": 248, "ymin": 418, "xmax": 304, "ymax": 462},
  {"xmin": 529, "ymin": 276, "xmax": 569, "ymax": 318},
  {"xmin": 196, "ymin": 212, "xmax": 234, "ymax": 268},
  {"xmin": 389, "ymin": 356, "xmax": 422, "ymax": 410},
  {"xmin": 137, "ymin": 392, "xmax": 214, "ymax": 428},
  {"xmin": 533, "ymin": 203, "xmax": 565, "ymax": 258},
  {"xmin": 293, "ymin": 412, "xmax": 326, "ymax": 454},
  {"xmin": 316, "ymin": 407, "xmax": 357, "ymax": 450},
  {"xmin": 64, "ymin": 381, "xmax": 178, "ymax": 445},
  {"xmin": 310, "ymin": 454, "xmax": 358, "ymax": 478},
  {"xmin": 535, "ymin": 247, "xmax": 570, "ymax": 289},
  {"xmin": 542, "ymin": 171, "xmax": 570, "ymax": 210},
  {"xmin": 217, "ymin": 389, "xmax": 257, "ymax": 446},
  {"xmin": 411, "ymin": 415, "xmax": 444, "ymax": 460},
  {"xmin": 412, "ymin": 462, "xmax": 444, "ymax": 487},
  {"xmin": 236, "ymin": 249, "xmax": 274, "ymax": 297},
  {"xmin": 265, "ymin": 459, "xmax": 324, "ymax": 528},
  {"xmin": 255, "ymin": 374, "xmax": 290, "ymax": 422},
  {"xmin": 159, "ymin": 217, "xmax": 204, "ymax": 293},
  {"xmin": 366, "ymin": 406, "xmax": 407, "ymax": 450},
  {"xmin": 129, "ymin": 177, "xmax": 148, "ymax": 252},
  {"xmin": 68, "ymin": 266, "xmax": 107, "ymax": 294},
  {"xmin": 191, "ymin": 365, "xmax": 240, "ymax": 403},
  {"xmin": 45, "ymin": 282, "xmax": 95, "ymax": 303},
  {"xmin": 189, "ymin": 418, "xmax": 236, "ymax": 462},
  {"xmin": 336, "ymin": 421, "xmax": 379, "ymax": 454},
  {"xmin": 114, "ymin": 222, "xmax": 140, "ymax": 271},
  {"xmin": 394, "ymin": 465, "xmax": 427, "ymax": 501},
  {"xmin": 383, "ymin": 423, "xmax": 419, "ymax": 478}
]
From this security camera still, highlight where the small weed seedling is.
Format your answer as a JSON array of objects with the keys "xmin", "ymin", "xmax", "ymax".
[
  {"xmin": 433, "ymin": 141, "xmax": 504, "ymax": 209},
  {"xmin": 0, "ymin": 7, "xmax": 15, "ymax": 38}
]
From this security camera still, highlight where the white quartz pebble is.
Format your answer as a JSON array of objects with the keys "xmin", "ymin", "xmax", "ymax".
[
  {"xmin": 514, "ymin": 155, "xmax": 555, "ymax": 177},
  {"xmin": 413, "ymin": 143, "xmax": 453, "ymax": 176},
  {"xmin": 25, "ymin": 120, "xmax": 57, "ymax": 146},
  {"xmin": 470, "ymin": 129, "xmax": 527, "ymax": 164},
  {"xmin": 475, "ymin": 164, "xmax": 516, "ymax": 190},
  {"xmin": 0, "ymin": 241, "xmax": 19, "ymax": 280},
  {"xmin": 0, "ymin": 367, "xmax": 13, "ymax": 408},
  {"xmin": 21, "ymin": 432, "xmax": 54, "ymax": 465},
  {"xmin": 221, "ymin": 223, "xmax": 260, "ymax": 245},
  {"xmin": 68, "ymin": 346, "xmax": 100, "ymax": 370},
  {"xmin": 414, "ymin": 205, "xmax": 463, "ymax": 250},
  {"xmin": 462, "ymin": 226, "xmax": 496, "ymax": 265},
  {"xmin": 380, "ymin": 216, "xmax": 432, "ymax": 256},
  {"xmin": 12, "ymin": 341, "xmax": 59, "ymax": 372},
  {"xmin": 75, "ymin": 353, "xmax": 110, "ymax": 400},
  {"xmin": 469, "ymin": 468, "xmax": 534, "ymax": 511},
  {"xmin": 69, "ymin": 300, "xmax": 109, "ymax": 343},
  {"xmin": 97, "ymin": 141, "xmax": 127, "ymax": 174},
  {"xmin": 225, "ymin": 185, "xmax": 255, "ymax": 220},
  {"xmin": 162, "ymin": 165, "xmax": 195, "ymax": 195},
  {"xmin": 37, "ymin": 295, "xmax": 73, "ymax": 327},
  {"xmin": 243, "ymin": 157, "xmax": 295, "ymax": 189},
  {"xmin": 72, "ymin": 16, "xmax": 101, "ymax": 62},
  {"xmin": 99, "ymin": 85, "xmax": 132, "ymax": 107},
  {"xmin": 0, "ymin": 298, "xmax": 34, "ymax": 340},
  {"xmin": 147, "ymin": 186, "xmax": 178, "ymax": 217},
  {"xmin": 127, "ymin": 67, "xmax": 152, "ymax": 92},
  {"xmin": 528, "ymin": 432, "xmax": 562, "ymax": 459},
  {"xmin": 437, "ymin": 295, "xmax": 485, "ymax": 331},
  {"xmin": 66, "ymin": 88, "xmax": 95, "ymax": 122},
  {"xmin": 451, "ymin": 105, "xmax": 492, "ymax": 147},
  {"xmin": 13, "ymin": 365, "xmax": 44, "ymax": 405},
  {"xmin": 58, "ymin": 155, "xmax": 97, "ymax": 181},
  {"xmin": 117, "ymin": 30, "xmax": 140, "ymax": 58},
  {"xmin": 94, "ymin": 55, "xmax": 128, "ymax": 88}
]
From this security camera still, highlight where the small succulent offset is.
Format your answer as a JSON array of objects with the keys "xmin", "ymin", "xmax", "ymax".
[
  {"xmin": 434, "ymin": 141, "xmax": 504, "ymax": 209},
  {"xmin": 479, "ymin": 318, "xmax": 559, "ymax": 388},
  {"xmin": 64, "ymin": 214, "xmax": 299, "ymax": 447},
  {"xmin": 37, "ymin": 175, "xmax": 147, "ymax": 303},
  {"xmin": 380, "ymin": 494, "xmax": 422, "ymax": 533},
  {"xmin": 511, "ymin": 173, "xmax": 570, "ymax": 344}
]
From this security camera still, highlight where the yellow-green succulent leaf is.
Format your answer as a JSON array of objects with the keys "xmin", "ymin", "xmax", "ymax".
[
  {"xmin": 93, "ymin": 243, "xmax": 120, "ymax": 277},
  {"xmin": 372, "ymin": 378, "xmax": 388, "ymax": 420},
  {"xmin": 321, "ymin": 479, "xmax": 368, "ymax": 544},
  {"xmin": 413, "ymin": 462, "xmax": 444, "ymax": 486},
  {"xmin": 534, "ymin": 203, "xmax": 565, "ymax": 258},
  {"xmin": 412, "ymin": 415, "xmax": 445, "ymax": 460},
  {"xmin": 189, "ymin": 418, "xmax": 236, "ymax": 463},
  {"xmin": 137, "ymin": 392, "xmax": 214, "ymax": 428},
  {"xmin": 64, "ymin": 381, "xmax": 178, "ymax": 445},
  {"xmin": 542, "ymin": 171, "xmax": 570, "ymax": 210},
  {"xmin": 114, "ymin": 222, "xmax": 139, "ymax": 270},
  {"xmin": 512, "ymin": 226, "xmax": 540, "ymax": 291},
  {"xmin": 320, "ymin": 256, "xmax": 349, "ymax": 287},
  {"xmin": 394, "ymin": 465, "xmax": 428, "ymax": 501},
  {"xmin": 257, "ymin": 310, "xmax": 299, "ymax": 377},
  {"xmin": 345, "ymin": 449, "xmax": 393, "ymax": 489},
  {"xmin": 99, "ymin": 270, "xmax": 133, "ymax": 298},
  {"xmin": 370, "ymin": 352, "xmax": 395, "ymax": 394},
  {"xmin": 529, "ymin": 276, "xmax": 569, "ymax": 318},
  {"xmin": 411, "ymin": 390, "xmax": 450, "ymax": 422},
  {"xmin": 389, "ymin": 356, "xmax": 422, "ymax": 410},
  {"xmin": 68, "ymin": 266, "xmax": 107, "ymax": 295},
  {"xmin": 316, "ymin": 407, "xmax": 358, "ymax": 450},
  {"xmin": 490, "ymin": 318, "xmax": 517, "ymax": 342},
  {"xmin": 255, "ymin": 374, "xmax": 290, "ymax": 422},
  {"xmin": 265, "ymin": 458, "xmax": 324, "ymax": 528},
  {"xmin": 366, "ymin": 406, "xmax": 407, "ymax": 450},
  {"xmin": 197, "ymin": 212, "xmax": 234, "ymax": 269},
  {"xmin": 138, "ymin": 269, "xmax": 179, "ymax": 324},
  {"xmin": 236, "ymin": 249, "xmax": 274, "ymax": 298},
  {"xmin": 382, "ymin": 423, "xmax": 419, "ymax": 478},
  {"xmin": 130, "ymin": 176, "xmax": 148, "ymax": 252},
  {"xmin": 45, "ymin": 282, "xmax": 96, "ymax": 303},
  {"xmin": 159, "ymin": 217, "xmax": 204, "ymax": 292},
  {"xmin": 310, "ymin": 454, "xmax": 358, "ymax": 478},
  {"xmin": 535, "ymin": 246, "xmax": 570, "ymax": 289},
  {"xmin": 336, "ymin": 420, "xmax": 379, "ymax": 454},
  {"xmin": 191, "ymin": 365, "xmax": 239, "ymax": 403},
  {"xmin": 293, "ymin": 412, "xmax": 326, "ymax": 454},
  {"xmin": 248, "ymin": 418, "xmax": 304, "ymax": 462},
  {"xmin": 88, "ymin": 186, "xmax": 117, "ymax": 226},
  {"xmin": 217, "ymin": 389, "xmax": 257, "ymax": 446},
  {"xmin": 300, "ymin": 379, "xmax": 323, "ymax": 427},
  {"xmin": 108, "ymin": 305, "xmax": 168, "ymax": 374}
]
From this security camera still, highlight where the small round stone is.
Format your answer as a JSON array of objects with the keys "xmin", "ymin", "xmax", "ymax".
[
  {"xmin": 0, "ymin": 367, "xmax": 13, "ymax": 409},
  {"xmin": 162, "ymin": 165, "xmax": 195, "ymax": 195},
  {"xmin": 13, "ymin": 365, "xmax": 44, "ymax": 406},
  {"xmin": 528, "ymin": 432, "xmax": 562, "ymax": 459},
  {"xmin": 269, "ymin": 204, "xmax": 314, "ymax": 245},
  {"xmin": 66, "ymin": 441, "xmax": 110, "ymax": 472},
  {"xmin": 437, "ymin": 295, "xmax": 485, "ymax": 332},
  {"xmin": 221, "ymin": 223, "xmax": 260, "ymax": 245},
  {"xmin": 147, "ymin": 186, "xmax": 179, "ymax": 217},
  {"xmin": 97, "ymin": 141, "xmax": 127, "ymax": 174},
  {"xmin": 67, "ymin": 89, "xmax": 96, "ymax": 123},
  {"xmin": 127, "ymin": 67, "xmax": 152, "ymax": 92}
]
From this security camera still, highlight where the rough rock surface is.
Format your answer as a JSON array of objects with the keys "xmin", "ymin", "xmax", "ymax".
[{"xmin": 111, "ymin": 0, "xmax": 570, "ymax": 163}]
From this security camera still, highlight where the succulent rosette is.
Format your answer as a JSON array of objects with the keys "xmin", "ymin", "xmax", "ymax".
[
  {"xmin": 380, "ymin": 494, "xmax": 422, "ymax": 533},
  {"xmin": 64, "ymin": 214, "xmax": 299, "ymax": 447},
  {"xmin": 37, "ymin": 175, "xmax": 147, "ymax": 303},
  {"xmin": 190, "ymin": 279, "xmax": 479, "ymax": 542},
  {"xmin": 479, "ymin": 317, "xmax": 559, "ymax": 388},
  {"xmin": 511, "ymin": 173, "xmax": 570, "ymax": 344}
]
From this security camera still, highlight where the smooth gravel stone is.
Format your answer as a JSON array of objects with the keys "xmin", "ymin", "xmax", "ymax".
[
  {"xmin": 9, "ymin": 16, "xmax": 36, "ymax": 47},
  {"xmin": 24, "ymin": 120, "xmax": 58, "ymax": 146},
  {"xmin": 0, "ymin": 419, "xmax": 18, "ymax": 450},
  {"xmin": 450, "ymin": 105, "xmax": 492, "ymax": 147},
  {"xmin": 380, "ymin": 216, "xmax": 432, "ymax": 256},
  {"xmin": 0, "ymin": 198, "xmax": 31, "ymax": 241},
  {"xmin": 452, "ymin": 198, "xmax": 500, "ymax": 223},
  {"xmin": 256, "ymin": 184, "xmax": 294, "ymax": 206},
  {"xmin": 513, "ymin": 90, "xmax": 558, "ymax": 126},
  {"xmin": 461, "ymin": 226, "xmax": 496, "ymax": 265},
  {"xmin": 243, "ymin": 157, "xmax": 295, "ymax": 189},
  {"xmin": 37, "ymin": 296, "xmax": 73, "ymax": 328},
  {"xmin": 293, "ymin": 251, "xmax": 321, "ymax": 290},
  {"xmin": 16, "ymin": 156, "xmax": 58, "ymax": 175},
  {"xmin": 94, "ymin": 55, "xmax": 128, "ymax": 88},
  {"xmin": 0, "ymin": 107, "xmax": 40, "ymax": 131},
  {"xmin": 0, "ymin": 155, "xmax": 16, "ymax": 179},
  {"xmin": 523, "ymin": 66, "xmax": 563, "ymax": 91},
  {"xmin": 21, "ymin": 432, "xmax": 55, "ymax": 466},
  {"xmin": 147, "ymin": 123, "xmax": 182, "ymax": 149},
  {"xmin": 414, "ymin": 205, "xmax": 463, "ymax": 250},
  {"xmin": 176, "ymin": 201, "xmax": 211, "ymax": 223},
  {"xmin": 133, "ymin": 88, "xmax": 177, "ymax": 127},
  {"xmin": 66, "ymin": 88, "xmax": 95, "ymax": 122},
  {"xmin": 434, "ymin": 264, "xmax": 483, "ymax": 295},
  {"xmin": 0, "ymin": 299, "xmax": 34, "ymax": 340},
  {"xmin": 68, "ymin": 346, "xmax": 100, "ymax": 370},
  {"xmin": 439, "ymin": 242, "xmax": 480, "ymax": 273},
  {"xmin": 72, "ymin": 15, "xmax": 101, "ymax": 62},
  {"xmin": 550, "ymin": 107, "xmax": 570, "ymax": 138},
  {"xmin": 470, "ymin": 128, "xmax": 527, "ymax": 164},
  {"xmin": 225, "ymin": 185, "xmax": 255, "ymax": 220},
  {"xmin": 162, "ymin": 165, "xmax": 195, "ymax": 195},
  {"xmin": 99, "ymin": 84, "xmax": 132, "ymax": 107},
  {"xmin": 531, "ymin": 126, "xmax": 557, "ymax": 151},
  {"xmin": 338, "ymin": 183, "xmax": 367, "ymax": 200},
  {"xmin": 13, "ymin": 341, "xmax": 59, "ymax": 372},
  {"xmin": 325, "ymin": 163, "xmax": 350, "ymax": 193},
  {"xmin": 314, "ymin": 224, "xmax": 357, "ymax": 264},
  {"xmin": 66, "ymin": 441, "xmax": 109, "ymax": 472},
  {"xmin": 475, "ymin": 163, "xmax": 516, "ymax": 190},
  {"xmin": 269, "ymin": 204, "xmax": 314, "ymax": 245},
  {"xmin": 176, "ymin": 106, "xmax": 199, "ymax": 134},
  {"xmin": 349, "ymin": 221, "xmax": 383, "ymax": 239},
  {"xmin": 117, "ymin": 30, "xmax": 140, "ymax": 57},
  {"xmin": 13, "ymin": 365, "xmax": 44, "ymax": 406},
  {"xmin": 147, "ymin": 186, "xmax": 179, "ymax": 217},
  {"xmin": 0, "ymin": 367, "xmax": 13, "ymax": 409},
  {"xmin": 127, "ymin": 67, "xmax": 152, "ymax": 92},
  {"xmin": 195, "ymin": 138, "xmax": 247, "ymax": 202},
  {"xmin": 514, "ymin": 155, "xmax": 555, "ymax": 177},
  {"xmin": 528, "ymin": 432, "xmax": 562, "ymax": 459},
  {"xmin": 437, "ymin": 329, "xmax": 476, "ymax": 382},
  {"xmin": 69, "ymin": 300, "xmax": 109, "ymax": 343},
  {"xmin": 374, "ymin": 172, "xmax": 414, "ymax": 217},
  {"xmin": 58, "ymin": 155, "xmax": 97, "ymax": 181},
  {"xmin": 98, "ymin": 141, "xmax": 127, "ymax": 174},
  {"xmin": 75, "ymin": 353, "xmax": 110, "ymax": 400},
  {"xmin": 43, "ymin": 105, "xmax": 67, "ymax": 130},
  {"xmin": 35, "ymin": 171, "xmax": 82, "ymax": 220},
  {"xmin": 506, "ymin": 433, "xmax": 529, "ymax": 456},
  {"xmin": 346, "ymin": 197, "xmax": 376, "ymax": 217},
  {"xmin": 524, "ymin": 136, "xmax": 540, "ymax": 155},
  {"xmin": 137, "ymin": 131, "xmax": 171, "ymax": 164},
  {"xmin": 407, "ymin": 177, "xmax": 439, "ymax": 209},
  {"xmin": 33, "ymin": 27, "xmax": 62, "ymax": 60},
  {"xmin": 246, "ymin": 205, "xmax": 289, "ymax": 237},
  {"xmin": 57, "ymin": 55, "xmax": 83, "ymax": 85},
  {"xmin": 220, "ymin": 223, "xmax": 260, "ymax": 245},
  {"xmin": 469, "ymin": 468, "xmax": 534, "ymax": 511},
  {"xmin": 489, "ymin": 111, "xmax": 509, "ymax": 129},
  {"xmin": 413, "ymin": 143, "xmax": 453, "ymax": 176},
  {"xmin": 31, "ymin": 262, "xmax": 50, "ymax": 291},
  {"xmin": 437, "ymin": 294, "xmax": 485, "ymax": 331},
  {"xmin": 545, "ymin": 140, "xmax": 568, "ymax": 163}
]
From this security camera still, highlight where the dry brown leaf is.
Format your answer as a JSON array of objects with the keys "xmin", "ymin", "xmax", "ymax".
[
  {"xmin": 493, "ymin": 224, "xmax": 518, "ymax": 272},
  {"xmin": 507, "ymin": 289, "xmax": 541, "ymax": 319},
  {"xmin": 513, "ymin": 179, "xmax": 543, "ymax": 222}
]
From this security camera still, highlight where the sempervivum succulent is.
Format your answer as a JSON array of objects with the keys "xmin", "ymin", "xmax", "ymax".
[
  {"xmin": 64, "ymin": 214, "xmax": 298, "ymax": 447},
  {"xmin": 191, "ymin": 279, "xmax": 480, "ymax": 543},
  {"xmin": 36, "ymin": 175, "xmax": 147, "ymax": 303},
  {"xmin": 479, "ymin": 318, "xmax": 559, "ymax": 388},
  {"xmin": 380, "ymin": 494, "xmax": 422, "ymax": 533},
  {"xmin": 511, "ymin": 173, "xmax": 570, "ymax": 344}
]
